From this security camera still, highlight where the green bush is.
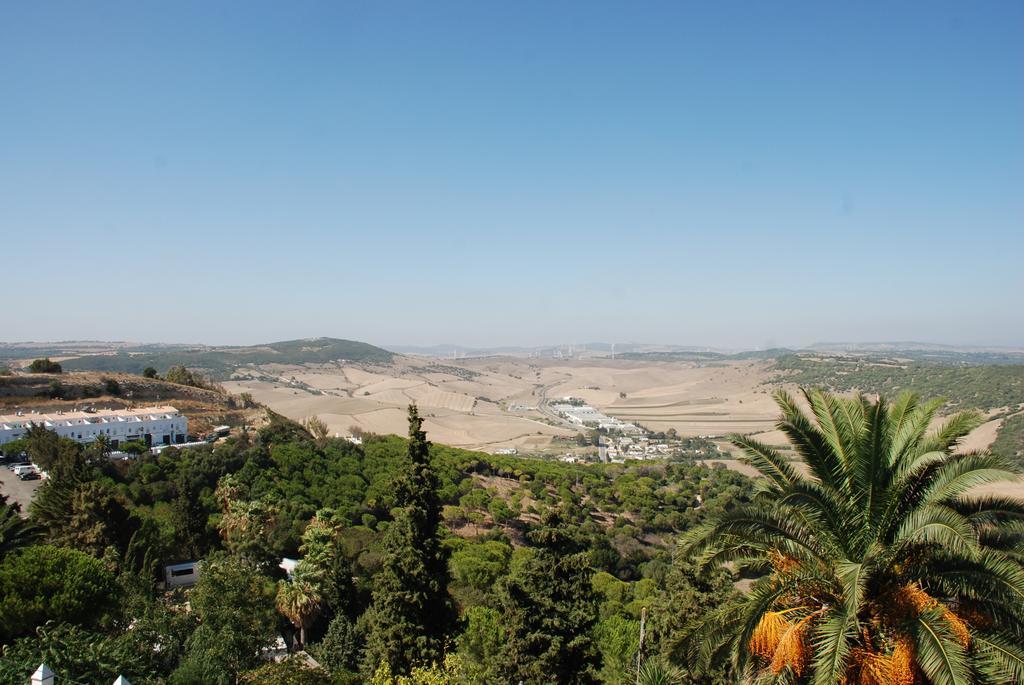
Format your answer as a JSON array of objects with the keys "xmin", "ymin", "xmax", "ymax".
[
  {"xmin": 0, "ymin": 545, "xmax": 118, "ymax": 642},
  {"xmin": 28, "ymin": 358, "xmax": 62, "ymax": 374}
]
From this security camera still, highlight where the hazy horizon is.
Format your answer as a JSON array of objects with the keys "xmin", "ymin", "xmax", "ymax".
[
  {"xmin": 3, "ymin": 2, "xmax": 1021, "ymax": 348},
  {"xmin": 3, "ymin": 335, "xmax": 1024, "ymax": 356}
]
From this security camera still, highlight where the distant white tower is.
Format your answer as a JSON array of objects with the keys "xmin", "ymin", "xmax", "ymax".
[{"xmin": 611, "ymin": 343, "xmax": 616, "ymax": 360}]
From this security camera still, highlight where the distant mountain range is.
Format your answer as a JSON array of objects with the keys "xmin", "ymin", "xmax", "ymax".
[
  {"xmin": 385, "ymin": 342, "xmax": 737, "ymax": 358},
  {"xmin": 0, "ymin": 338, "xmax": 394, "ymax": 378},
  {"xmin": 389, "ymin": 340, "xmax": 1024, "ymax": 361},
  {"xmin": 386, "ymin": 344, "xmax": 546, "ymax": 358},
  {"xmin": 807, "ymin": 341, "xmax": 1024, "ymax": 354},
  {"xmin": 4, "ymin": 338, "xmax": 1022, "ymax": 376}
]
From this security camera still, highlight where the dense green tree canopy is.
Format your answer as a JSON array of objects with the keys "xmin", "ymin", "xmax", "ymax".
[
  {"xmin": 0, "ymin": 622, "xmax": 161, "ymax": 685},
  {"xmin": 0, "ymin": 545, "xmax": 118, "ymax": 643},
  {"xmin": 496, "ymin": 510, "xmax": 601, "ymax": 685},
  {"xmin": 172, "ymin": 556, "xmax": 278, "ymax": 683},
  {"xmin": 1, "ymin": 405, "xmax": 756, "ymax": 684}
]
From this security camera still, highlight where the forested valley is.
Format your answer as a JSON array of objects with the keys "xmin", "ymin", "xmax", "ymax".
[{"xmin": 0, "ymin": 407, "xmax": 750, "ymax": 684}]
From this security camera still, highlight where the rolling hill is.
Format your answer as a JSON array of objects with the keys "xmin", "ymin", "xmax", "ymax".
[{"xmin": 58, "ymin": 337, "xmax": 394, "ymax": 378}]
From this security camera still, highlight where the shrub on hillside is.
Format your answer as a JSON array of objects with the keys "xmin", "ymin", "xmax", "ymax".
[
  {"xmin": 164, "ymin": 365, "xmax": 223, "ymax": 392},
  {"xmin": 28, "ymin": 358, "xmax": 62, "ymax": 374}
]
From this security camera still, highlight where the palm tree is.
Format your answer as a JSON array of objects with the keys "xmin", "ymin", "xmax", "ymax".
[
  {"xmin": 91, "ymin": 434, "xmax": 111, "ymax": 459},
  {"xmin": 0, "ymin": 494, "xmax": 40, "ymax": 559},
  {"xmin": 681, "ymin": 389, "xmax": 1024, "ymax": 684},
  {"xmin": 637, "ymin": 658, "xmax": 685, "ymax": 685},
  {"xmin": 300, "ymin": 509, "xmax": 343, "ymax": 568},
  {"xmin": 276, "ymin": 563, "xmax": 325, "ymax": 649},
  {"xmin": 302, "ymin": 415, "xmax": 330, "ymax": 446}
]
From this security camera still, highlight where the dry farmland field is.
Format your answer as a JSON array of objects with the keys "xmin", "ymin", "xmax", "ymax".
[
  {"xmin": 222, "ymin": 354, "xmax": 1010, "ymax": 454},
  {"xmin": 221, "ymin": 356, "xmax": 789, "ymax": 452},
  {"xmin": 221, "ymin": 352, "xmax": 1024, "ymax": 501}
]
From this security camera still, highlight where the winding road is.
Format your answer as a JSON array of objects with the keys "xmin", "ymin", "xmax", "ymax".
[{"xmin": 534, "ymin": 379, "xmax": 585, "ymax": 432}]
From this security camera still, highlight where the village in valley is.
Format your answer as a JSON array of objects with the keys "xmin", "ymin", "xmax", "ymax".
[{"xmin": 543, "ymin": 398, "xmax": 729, "ymax": 464}]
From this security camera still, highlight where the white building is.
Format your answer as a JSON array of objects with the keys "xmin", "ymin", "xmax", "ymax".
[
  {"xmin": 164, "ymin": 561, "xmax": 201, "ymax": 588},
  {"xmin": 0, "ymin": 406, "xmax": 188, "ymax": 449},
  {"xmin": 551, "ymin": 402, "xmax": 641, "ymax": 433}
]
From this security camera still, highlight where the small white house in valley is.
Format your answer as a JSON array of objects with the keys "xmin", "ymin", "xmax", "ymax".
[
  {"xmin": 164, "ymin": 561, "xmax": 201, "ymax": 588},
  {"xmin": 0, "ymin": 406, "xmax": 187, "ymax": 449}
]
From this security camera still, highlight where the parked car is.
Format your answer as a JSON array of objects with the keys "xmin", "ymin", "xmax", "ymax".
[
  {"xmin": 18, "ymin": 471, "xmax": 41, "ymax": 481},
  {"xmin": 12, "ymin": 464, "xmax": 37, "ymax": 477},
  {"xmin": 7, "ymin": 461, "xmax": 30, "ymax": 471}
]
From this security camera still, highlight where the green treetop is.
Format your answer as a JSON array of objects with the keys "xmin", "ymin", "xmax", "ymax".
[{"xmin": 496, "ymin": 508, "xmax": 601, "ymax": 685}]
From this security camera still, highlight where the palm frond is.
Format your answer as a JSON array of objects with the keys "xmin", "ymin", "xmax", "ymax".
[
  {"xmin": 886, "ymin": 391, "xmax": 920, "ymax": 448},
  {"xmin": 729, "ymin": 433, "xmax": 801, "ymax": 491},
  {"xmin": 636, "ymin": 658, "xmax": 685, "ymax": 685},
  {"xmin": 971, "ymin": 630, "xmax": 1024, "ymax": 683},
  {"xmin": 948, "ymin": 494, "xmax": 1024, "ymax": 524},
  {"xmin": 773, "ymin": 389, "xmax": 843, "ymax": 492},
  {"xmin": 912, "ymin": 605, "xmax": 971, "ymax": 685},
  {"xmin": 804, "ymin": 389, "xmax": 859, "ymax": 493},
  {"xmin": 889, "ymin": 396, "xmax": 944, "ymax": 469},
  {"xmin": 680, "ymin": 501, "xmax": 834, "ymax": 570},
  {"xmin": 778, "ymin": 480, "xmax": 859, "ymax": 556},
  {"xmin": 0, "ymin": 499, "xmax": 41, "ymax": 559},
  {"xmin": 923, "ymin": 549, "xmax": 1024, "ymax": 608},
  {"xmin": 809, "ymin": 604, "xmax": 858, "ymax": 685},
  {"xmin": 878, "ymin": 454, "xmax": 952, "ymax": 541},
  {"xmin": 893, "ymin": 504, "xmax": 979, "ymax": 555},
  {"xmin": 920, "ymin": 409, "xmax": 986, "ymax": 455},
  {"xmin": 856, "ymin": 394, "xmax": 891, "ymax": 532},
  {"xmin": 686, "ymin": 597, "xmax": 747, "ymax": 673},
  {"xmin": 920, "ymin": 453, "xmax": 1021, "ymax": 505},
  {"xmin": 836, "ymin": 558, "xmax": 870, "ymax": 619}
]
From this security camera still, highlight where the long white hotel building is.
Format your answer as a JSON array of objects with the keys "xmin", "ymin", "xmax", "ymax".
[{"xmin": 0, "ymin": 406, "xmax": 188, "ymax": 449}]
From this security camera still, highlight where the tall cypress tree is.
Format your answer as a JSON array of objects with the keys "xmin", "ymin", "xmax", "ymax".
[
  {"xmin": 497, "ymin": 508, "xmax": 601, "ymax": 685},
  {"xmin": 363, "ymin": 405, "xmax": 453, "ymax": 675},
  {"xmin": 171, "ymin": 476, "xmax": 209, "ymax": 560}
]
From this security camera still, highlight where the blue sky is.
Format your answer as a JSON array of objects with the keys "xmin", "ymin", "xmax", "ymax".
[{"xmin": 2, "ymin": 2, "xmax": 1021, "ymax": 348}]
